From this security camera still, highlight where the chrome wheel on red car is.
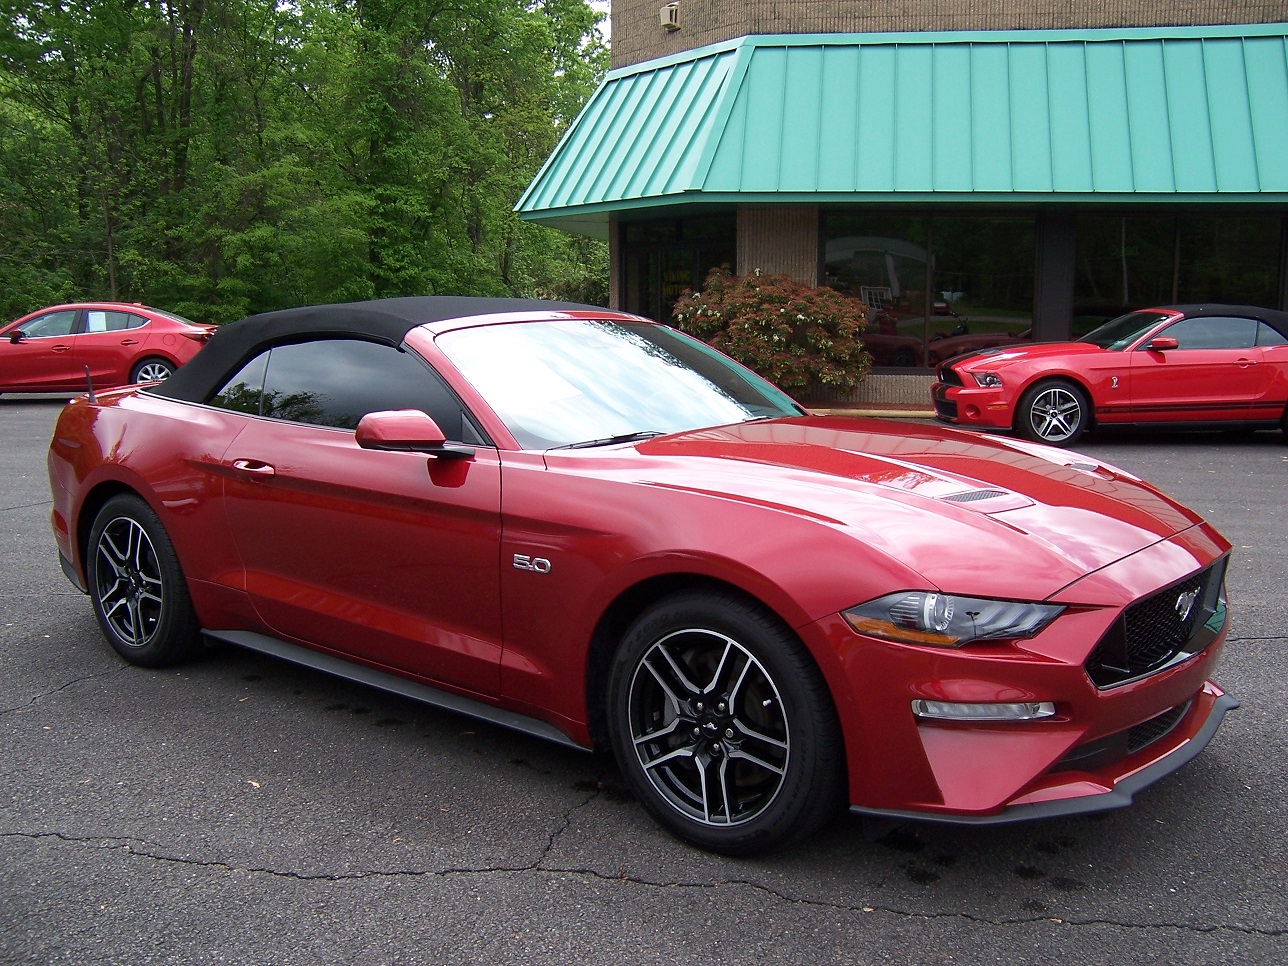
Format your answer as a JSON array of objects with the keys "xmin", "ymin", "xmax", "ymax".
[
  {"xmin": 1016, "ymin": 379, "xmax": 1090, "ymax": 446},
  {"xmin": 88, "ymin": 494, "xmax": 202, "ymax": 667},
  {"xmin": 607, "ymin": 592, "xmax": 843, "ymax": 855},
  {"xmin": 131, "ymin": 358, "xmax": 175, "ymax": 384}
]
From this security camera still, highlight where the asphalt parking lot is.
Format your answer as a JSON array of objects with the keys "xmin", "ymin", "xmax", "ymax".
[{"xmin": 2, "ymin": 395, "xmax": 1285, "ymax": 965}]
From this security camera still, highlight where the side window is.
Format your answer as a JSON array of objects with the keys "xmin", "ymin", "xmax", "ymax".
[
  {"xmin": 1257, "ymin": 321, "xmax": 1288, "ymax": 347},
  {"xmin": 85, "ymin": 311, "xmax": 140, "ymax": 333},
  {"xmin": 209, "ymin": 353, "xmax": 270, "ymax": 415},
  {"xmin": 19, "ymin": 310, "xmax": 78, "ymax": 339},
  {"xmin": 210, "ymin": 338, "xmax": 477, "ymax": 440},
  {"xmin": 1158, "ymin": 316, "xmax": 1257, "ymax": 350}
]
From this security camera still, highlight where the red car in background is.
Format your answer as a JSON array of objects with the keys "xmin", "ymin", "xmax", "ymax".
[
  {"xmin": 1, "ymin": 302, "xmax": 214, "ymax": 395},
  {"xmin": 48, "ymin": 296, "xmax": 1236, "ymax": 854},
  {"xmin": 933, "ymin": 304, "xmax": 1288, "ymax": 445}
]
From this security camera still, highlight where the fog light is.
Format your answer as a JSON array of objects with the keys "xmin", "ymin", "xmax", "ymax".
[{"xmin": 911, "ymin": 700, "xmax": 1056, "ymax": 721}]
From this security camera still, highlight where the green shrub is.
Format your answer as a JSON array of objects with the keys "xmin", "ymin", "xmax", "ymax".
[{"xmin": 671, "ymin": 267, "xmax": 872, "ymax": 393}]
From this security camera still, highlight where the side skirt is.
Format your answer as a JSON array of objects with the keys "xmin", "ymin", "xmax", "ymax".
[{"xmin": 204, "ymin": 629, "xmax": 589, "ymax": 752}]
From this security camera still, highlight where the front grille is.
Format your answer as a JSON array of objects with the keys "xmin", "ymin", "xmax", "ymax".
[
  {"xmin": 932, "ymin": 397, "xmax": 958, "ymax": 419},
  {"xmin": 1085, "ymin": 559, "xmax": 1226, "ymax": 689},
  {"xmin": 1055, "ymin": 700, "xmax": 1193, "ymax": 772},
  {"xmin": 938, "ymin": 367, "xmax": 964, "ymax": 387}
]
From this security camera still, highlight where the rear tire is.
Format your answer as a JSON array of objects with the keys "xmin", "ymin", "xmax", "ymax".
[
  {"xmin": 131, "ymin": 358, "xmax": 175, "ymax": 384},
  {"xmin": 87, "ymin": 494, "xmax": 202, "ymax": 667},
  {"xmin": 1015, "ymin": 379, "xmax": 1090, "ymax": 446},
  {"xmin": 606, "ymin": 590, "xmax": 844, "ymax": 855}
]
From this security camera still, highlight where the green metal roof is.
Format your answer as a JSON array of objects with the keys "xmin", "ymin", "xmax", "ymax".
[{"xmin": 517, "ymin": 24, "xmax": 1288, "ymax": 237}]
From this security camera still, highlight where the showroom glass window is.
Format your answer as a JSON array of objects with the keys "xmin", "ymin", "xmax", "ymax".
[
  {"xmin": 1074, "ymin": 215, "xmax": 1281, "ymax": 333},
  {"xmin": 621, "ymin": 215, "xmax": 736, "ymax": 323},
  {"xmin": 822, "ymin": 213, "xmax": 1035, "ymax": 367},
  {"xmin": 207, "ymin": 339, "xmax": 480, "ymax": 441}
]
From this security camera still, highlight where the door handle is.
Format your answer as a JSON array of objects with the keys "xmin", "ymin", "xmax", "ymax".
[
  {"xmin": 119, "ymin": 338, "xmax": 139, "ymax": 346},
  {"xmin": 231, "ymin": 458, "xmax": 276, "ymax": 479},
  {"xmin": 52, "ymin": 344, "xmax": 71, "ymax": 352},
  {"xmin": 1235, "ymin": 358, "xmax": 1256, "ymax": 369}
]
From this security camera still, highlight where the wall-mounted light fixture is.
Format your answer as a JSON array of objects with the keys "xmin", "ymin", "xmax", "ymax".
[{"xmin": 660, "ymin": 2, "xmax": 681, "ymax": 32}]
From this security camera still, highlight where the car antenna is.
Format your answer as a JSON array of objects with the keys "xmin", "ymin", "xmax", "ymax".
[{"xmin": 84, "ymin": 365, "xmax": 97, "ymax": 404}]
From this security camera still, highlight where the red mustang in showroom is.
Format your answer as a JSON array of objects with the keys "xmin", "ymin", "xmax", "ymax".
[
  {"xmin": 1, "ymin": 302, "xmax": 214, "ymax": 395},
  {"xmin": 48, "ymin": 297, "xmax": 1236, "ymax": 854},
  {"xmin": 932, "ymin": 304, "xmax": 1288, "ymax": 446}
]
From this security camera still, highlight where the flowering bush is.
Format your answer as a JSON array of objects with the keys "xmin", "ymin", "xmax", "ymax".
[{"xmin": 671, "ymin": 268, "xmax": 872, "ymax": 393}]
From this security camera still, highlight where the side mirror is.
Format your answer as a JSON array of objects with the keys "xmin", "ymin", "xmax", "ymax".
[
  {"xmin": 355, "ymin": 409, "xmax": 474, "ymax": 459},
  {"xmin": 1145, "ymin": 336, "xmax": 1179, "ymax": 351},
  {"xmin": 9, "ymin": 330, "xmax": 23, "ymax": 344}
]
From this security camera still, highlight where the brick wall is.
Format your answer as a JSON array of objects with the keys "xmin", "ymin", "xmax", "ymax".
[
  {"xmin": 737, "ymin": 206, "xmax": 820, "ymax": 285},
  {"xmin": 613, "ymin": 1, "xmax": 1288, "ymax": 68}
]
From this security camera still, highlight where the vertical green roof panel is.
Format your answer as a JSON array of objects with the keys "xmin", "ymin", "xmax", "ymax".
[
  {"xmin": 1206, "ymin": 40, "xmax": 1261, "ymax": 191},
  {"xmin": 1246, "ymin": 37, "xmax": 1288, "ymax": 190},
  {"xmin": 517, "ymin": 26, "xmax": 1288, "ymax": 232},
  {"xmin": 1007, "ymin": 44, "xmax": 1053, "ymax": 191},
  {"xmin": 1163, "ymin": 41, "xmax": 1217, "ymax": 191},
  {"xmin": 970, "ymin": 44, "xmax": 1013, "ymax": 192},
  {"xmin": 1123, "ymin": 41, "xmax": 1174, "ymax": 191}
]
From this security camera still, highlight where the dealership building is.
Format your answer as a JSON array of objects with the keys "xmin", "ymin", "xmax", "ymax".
[{"xmin": 517, "ymin": 2, "xmax": 1288, "ymax": 403}]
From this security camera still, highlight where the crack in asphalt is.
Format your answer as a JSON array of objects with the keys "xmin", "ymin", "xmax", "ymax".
[
  {"xmin": 2, "ymin": 829, "xmax": 1283, "ymax": 939},
  {"xmin": 0, "ymin": 499, "xmax": 53, "ymax": 512},
  {"xmin": 0, "ymin": 665, "xmax": 129, "ymax": 715}
]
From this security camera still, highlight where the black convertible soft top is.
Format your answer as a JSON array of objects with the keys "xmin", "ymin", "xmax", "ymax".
[{"xmin": 150, "ymin": 295, "xmax": 609, "ymax": 403}]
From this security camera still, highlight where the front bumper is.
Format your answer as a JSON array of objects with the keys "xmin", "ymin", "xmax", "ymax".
[
  {"xmin": 931, "ymin": 379, "xmax": 1013, "ymax": 429},
  {"xmin": 807, "ymin": 530, "xmax": 1235, "ymax": 824},
  {"xmin": 850, "ymin": 684, "xmax": 1237, "ymax": 825}
]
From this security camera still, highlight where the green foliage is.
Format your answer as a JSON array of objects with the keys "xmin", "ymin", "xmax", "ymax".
[
  {"xmin": 0, "ymin": 0, "xmax": 609, "ymax": 323},
  {"xmin": 672, "ymin": 268, "xmax": 872, "ymax": 392}
]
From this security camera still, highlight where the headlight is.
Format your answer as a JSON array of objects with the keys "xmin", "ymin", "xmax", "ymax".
[
  {"xmin": 971, "ymin": 371, "xmax": 1003, "ymax": 388},
  {"xmin": 843, "ymin": 592, "xmax": 1064, "ymax": 647}
]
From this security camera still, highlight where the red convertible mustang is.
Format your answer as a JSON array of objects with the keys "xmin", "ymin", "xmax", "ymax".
[
  {"xmin": 1, "ymin": 302, "xmax": 214, "ymax": 395},
  {"xmin": 932, "ymin": 304, "xmax": 1288, "ymax": 446},
  {"xmin": 48, "ymin": 297, "xmax": 1237, "ymax": 854}
]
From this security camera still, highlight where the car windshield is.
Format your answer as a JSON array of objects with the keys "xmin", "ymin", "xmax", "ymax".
[
  {"xmin": 436, "ymin": 318, "xmax": 802, "ymax": 449},
  {"xmin": 1078, "ymin": 311, "xmax": 1170, "ymax": 350}
]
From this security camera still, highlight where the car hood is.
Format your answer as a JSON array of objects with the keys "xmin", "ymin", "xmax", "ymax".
[
  {"xmin": 628, "ymin": 416, "xmax": 1205, "ymax": 601},
  {"xmin": 948, "ymin": 340, "xmax": 1106, "ymax": 370}
]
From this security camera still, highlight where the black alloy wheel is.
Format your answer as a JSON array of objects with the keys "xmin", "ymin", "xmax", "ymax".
[
  {"xmin": 607, "ymin": 590, "xmax": 844, "ymax": 855},
  {"xmin": 87, "ymin": 494, "xmax": 202, "ymax": 666}
]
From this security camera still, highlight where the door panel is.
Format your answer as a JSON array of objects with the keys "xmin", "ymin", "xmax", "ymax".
[
  {"xmin": 73, "ymin": 310, "xmax": 148, "ymax": 385},
  {"xmin": 221, "ymin": 418, "xmax": 504, "ymax": 694},
  {"xmin": 1129, "ymin": 316, "xmax": 1263, "ymax": 422},
  {"xmin": 1, "ymin": 310, "xmax": 81, "ymax": 390}
]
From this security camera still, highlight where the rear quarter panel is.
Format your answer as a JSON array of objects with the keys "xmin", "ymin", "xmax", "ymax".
[{"xmin": 49, "ymin": 392, "xmax": 250, "ymax": 615}]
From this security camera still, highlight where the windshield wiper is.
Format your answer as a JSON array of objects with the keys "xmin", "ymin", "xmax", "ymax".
[{"xmin": 555, "ymin": 431, "xmax": 665, "ymax": 450}]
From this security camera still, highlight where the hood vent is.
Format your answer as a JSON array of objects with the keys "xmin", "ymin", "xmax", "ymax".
[{"xmin": 941, "ymin": 489, "xmax": 1008, "ymax": 503}]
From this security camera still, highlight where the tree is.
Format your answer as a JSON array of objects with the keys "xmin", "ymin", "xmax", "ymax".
[{"xmin": 0, "ymin": 0, "xmax": 609, "ymax": 322}]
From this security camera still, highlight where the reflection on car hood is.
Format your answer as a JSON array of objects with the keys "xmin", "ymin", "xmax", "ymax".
[
  {"xmin": 630, "ymin": 416, "xmax": 1205, "ymax": 600},
  {"xmin": 949, "ymin": 341, "xmax": 1105, "ymax": 369}
]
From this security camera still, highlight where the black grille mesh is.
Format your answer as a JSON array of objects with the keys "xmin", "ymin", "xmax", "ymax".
[
  {"xmin": 1127, "ymin": 701, "xmax": 1190, "ymax": 754},
  {"xmin": 938, "ymin": 367, "xmax": 964, "ymax": 387},
  {"xmin": 1085, "ymin": 563, "xmax": 1221, "ymax": 689}
]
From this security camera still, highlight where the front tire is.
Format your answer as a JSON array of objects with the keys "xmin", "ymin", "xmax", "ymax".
[
  {"xmin": 1015, "ymin": 379, "xmax": 1090, "ymax": 446},
  {"xmin": 606, "ymin": 591, "xmax": 844, "ymax": 855},
  {"xmin": 87, "ymin": 494, "xmax": 202, "ymax": 667},
  {"xmin": 131, "ymin": 357, "xmax": 175, "ymax": 384}
]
